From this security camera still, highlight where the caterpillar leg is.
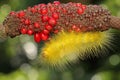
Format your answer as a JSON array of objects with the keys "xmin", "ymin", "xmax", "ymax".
[{"xmin": 39, "ymin": 30, "xmax": 113, "ymax": 69}]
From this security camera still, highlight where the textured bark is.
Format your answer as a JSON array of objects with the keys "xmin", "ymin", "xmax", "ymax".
[
  {"xmin": 109, "ymin": 16, "xmax": 120, "ymax": 30},
  {"xmin": 0, "ymin": 24, "xmax": 7, "ymax": 39}
]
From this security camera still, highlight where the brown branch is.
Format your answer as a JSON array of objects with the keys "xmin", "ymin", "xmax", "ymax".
[
  {"xmin": 109, "ymin": 16, "xmax": 120, "ymax": 30},
  {"xmin": 0, "ymin": 24, "xmax": 7, "ymax": 39},
  {"xmin": 1, "ymin": 3, "xmax": 111, "ymax": 38},
  {"xmin": 0, "ymin": 2, "xmax": 120, "ymax": 42}
]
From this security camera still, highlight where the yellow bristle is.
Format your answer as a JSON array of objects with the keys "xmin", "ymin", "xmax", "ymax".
[{"xmin": 39, "ymin": 30, "xmax": 113, "ymax": 69}]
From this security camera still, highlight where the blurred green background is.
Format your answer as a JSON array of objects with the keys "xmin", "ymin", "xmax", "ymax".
[{"xmin": 0, "ymin": 0, "xmax": 120, "ymax": 80}]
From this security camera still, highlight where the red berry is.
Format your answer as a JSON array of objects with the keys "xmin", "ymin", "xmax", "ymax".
[
  {"xmin": 18, "ymin": 11, "xmax": 25, "ymax": 18},
  {"xmin": 34, "ymin": 33, "xmax": 41, "ymax": 43},
  {"xmin": 20, "ymin": 28, "xmax": 27, "ymax": 34},
  {"xmin": 77, "ymin": 8, "xmax": 84, "ymax": 15},
  {"xmin": 41, "ymin": 33, "xmax": 49, "ymax": 41},
  {"xmin": 24, "ymin": 19, "xmax": 31, "ymax": 25},
  {"xmin": 43, "ymin": 29, "xmax": 49, "ymax": 34},
  {"xmin": 42, "ymin": 15, "xmax": 49, "ymax": 22},
  {"xmin": 34, "ymin": 22, "xmax": 40, "ymax": 28},
  {"xmin": 39, "ymin": 4, "xmax": 46, "ymax": 8},
  {"xmin": 82, "ymin": 5, "xmax": 86, "ymax": 10},
  {"xmin": 72, "ymin": 25, "xmax": 77, "ymax": 30},
  {"xmin": 45, "ymin": 24, "xmax": 53, "ymax": 31},
  {"xmin": 53, "ymin": 1, "xmax": 60, "ymax": 5},
  {"xmin": 48, "ymin": 18, "xmax": 56, "ymax": 26},
  {"xmin": 40, "ymin": 8, "xmax": 48, "ymax": 14},
  {"xmin": 31, "ymin": 7, "xmax": 37, "ymax": 13},
  {"xmin": 27, "ymin": 29, "xmax": 33, "ymax": 35},
  {"xmin": 10, "ymin": 11, "xmax": 15, "ymax": 15},
  {"xmin": 52, "ymin": 12, "xmax": 59, "ymax": 19},
  {"xmin": 76, "ymin": 3, "xmax": 82, "ymax": 7},
  {"xmin": 75, "ymin": 28, "xmax": 80, "ymax": 32},
  {"xmin": 50, "ymin": 7, "xmax": 55, "ymax": 12},
  {"xmin": 54, "ymin": 29, "xmax": 59, "ymax": 34}
]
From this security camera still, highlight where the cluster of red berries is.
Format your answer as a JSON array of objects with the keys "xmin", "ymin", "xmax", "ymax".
[{"xmin": 9, "ymin": 1, "xmax": 86, "ymax": 43}]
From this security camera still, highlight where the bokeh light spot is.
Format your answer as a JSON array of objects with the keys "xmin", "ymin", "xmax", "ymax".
[
  {"xmin": 109, "ymin": 54, "xmax": 120, "ymax": 66},
  {"xmin": 91, "ymin": 74, "xmax": 102, "ymax": 80},
  {"xmin": 23, "ymin": 42, "xmax": 37, "ymax": 60}
]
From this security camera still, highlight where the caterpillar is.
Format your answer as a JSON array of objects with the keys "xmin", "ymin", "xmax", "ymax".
[{"xmin": 0, "ymin": 1, "xmax": 120, "ymax": 69}]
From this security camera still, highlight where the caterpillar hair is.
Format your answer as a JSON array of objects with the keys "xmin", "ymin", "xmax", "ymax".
[{"xmin": 0, "ymin": 1, "xmax": 120, "ymax": 69}]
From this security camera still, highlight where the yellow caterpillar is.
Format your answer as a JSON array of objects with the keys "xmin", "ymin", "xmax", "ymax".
[{"xmin": 39, "ymin": 30, "xmax": 113, "ymax": 69}]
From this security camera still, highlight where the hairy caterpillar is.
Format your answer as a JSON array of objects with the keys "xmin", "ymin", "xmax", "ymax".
[
  {"xmin": 40, "ymin": 30, "xmax": 113, "ymax": 69},
  {"xmin": 0, "ymin": 1, "xmax": 120, "ymax": 69}
]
